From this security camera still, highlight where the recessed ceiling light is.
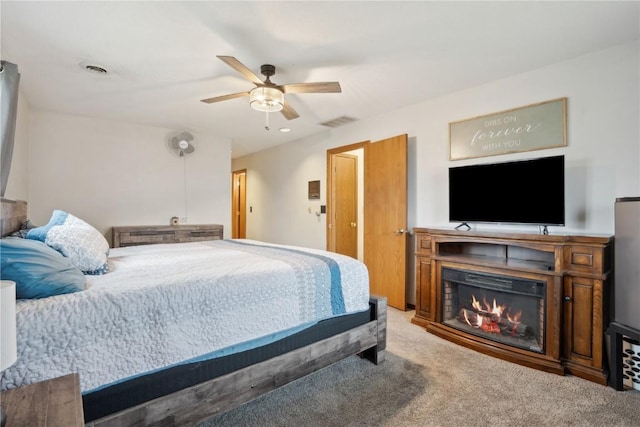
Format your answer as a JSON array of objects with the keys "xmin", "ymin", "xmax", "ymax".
[{"xmin": 279, "ymin": 127, "xmax": 291, "ymax": 133}]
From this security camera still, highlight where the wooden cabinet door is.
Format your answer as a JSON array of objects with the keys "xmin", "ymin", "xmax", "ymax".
[
  {"xmin": 415, "ymin": 256, "xmax": 433, "ymax": 321},
  {"xmin": 563, "ymin": 275, "xmax": 604, "ymax": 369}
]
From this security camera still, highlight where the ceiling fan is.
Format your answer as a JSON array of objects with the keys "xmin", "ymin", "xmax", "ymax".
[{"xmin": 200, "ymin": 56, "xmax": 342, "ymax": 121}]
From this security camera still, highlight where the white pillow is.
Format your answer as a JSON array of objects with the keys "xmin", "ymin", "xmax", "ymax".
[{"xmin": 27, "ymin": 210, "xmax": 110, "ymax": 275}]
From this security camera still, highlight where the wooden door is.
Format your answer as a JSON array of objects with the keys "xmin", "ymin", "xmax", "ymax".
[
  {"xmin": 327, "ymin": 142, "xmax": 366, "ymax": 256},
  {"xmin": 364, "ymin": 134, "xmax": 408, "ymax": 310},
  {"xmin": 333, "ymin": 153, "xmax": 358, "ymax": 258},
  {"xmin": 232, "ymin": 169, "xmax": 246, "ymax": 238}
]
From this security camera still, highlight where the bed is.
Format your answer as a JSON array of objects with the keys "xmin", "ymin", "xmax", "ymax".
[{"xmin": 0, "ymin": 198, "xmax": 386, "ymax": 426}]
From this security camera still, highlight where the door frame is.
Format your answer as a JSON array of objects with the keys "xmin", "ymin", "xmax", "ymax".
[{"xmin": 231, "ymin": 169, "xmax": 246, "ymax": 239}]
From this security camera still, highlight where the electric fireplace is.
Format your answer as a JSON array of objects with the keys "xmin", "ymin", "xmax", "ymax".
[
  {"xmin": 413, "ymin": 227, "xmax": 614, "ymax": 384},
  {"xmin": 441, "ymin": 268, "xmax": 545, "ymax": 354}
]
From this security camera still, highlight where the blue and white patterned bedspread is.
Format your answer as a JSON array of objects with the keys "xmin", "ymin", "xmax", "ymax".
[{"xmin": 0, "ymin": 239, "xmax": 370, "ymax": 393}]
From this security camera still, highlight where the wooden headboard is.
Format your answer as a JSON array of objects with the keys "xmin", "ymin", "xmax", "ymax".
[{"xmin": 1, "ymin": 198, "xmax": 27, "ymax": 237}]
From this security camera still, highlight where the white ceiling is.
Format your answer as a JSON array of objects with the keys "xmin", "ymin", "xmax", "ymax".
[{"xmin": 2, "ymin": 1, "xmax": 638, "ymax": 158}]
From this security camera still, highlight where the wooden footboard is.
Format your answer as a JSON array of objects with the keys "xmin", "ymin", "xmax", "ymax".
[{"xmin": 87, "ymin": 295, "xmax": 387, "ymax": 427}]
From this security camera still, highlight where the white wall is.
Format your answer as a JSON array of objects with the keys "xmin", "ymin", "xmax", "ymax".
[
  {"xmin": 397, "ymin": 41, "xmax": 639, "ymax": 235},
  {"xmin": 234, "ymin": 41, "xmax": 639, "ymax": 244},
  {"xmin": 234, "ymin": 42, "xmax": 639, "ymax": 303},
  {"xmin": 5, "ymin": 42, "xmax": 637, "ymax": 260},
  {"xmin": 233, "ymin": 133, "xmax": 330, "ymax": 248},
  {"xmin": 24, "ymin": 111, "xmax": 232, "ymax": 243}
]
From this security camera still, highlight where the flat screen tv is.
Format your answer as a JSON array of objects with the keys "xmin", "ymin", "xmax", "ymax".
[{"xmin": 448, "ymin": 155, "xmax": 565, "ymax": 226}]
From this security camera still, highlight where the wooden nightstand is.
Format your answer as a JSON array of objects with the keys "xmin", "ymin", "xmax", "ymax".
[{"xmin": 0, "ymin": 373, "xmax": 84, "ymax": 426}]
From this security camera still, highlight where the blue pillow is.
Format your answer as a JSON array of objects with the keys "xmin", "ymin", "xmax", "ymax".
[
  {"xmin": 0, "ymin": 237, "xmax": 85, "ymax": 299},
  {"xmin": 27, "ymin": 210, "xmax": 110, "ymax": 275}
]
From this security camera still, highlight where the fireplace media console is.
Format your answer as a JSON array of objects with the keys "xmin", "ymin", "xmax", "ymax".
[{"xmin": 411, "ymin": 228, "xmax": 613, "ymax": 385}]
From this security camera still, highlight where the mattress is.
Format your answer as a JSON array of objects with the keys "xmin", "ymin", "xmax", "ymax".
[{"xmin": 0, "ymin": 239, "xmax": 370, "ymax": 394}]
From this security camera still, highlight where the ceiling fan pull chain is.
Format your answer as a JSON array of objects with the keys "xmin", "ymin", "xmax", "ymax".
[{"xmin": 265, "ymin": 110, "xmax": 270, "ymax": 131}]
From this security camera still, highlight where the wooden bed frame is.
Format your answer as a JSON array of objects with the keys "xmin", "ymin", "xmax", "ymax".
[
  {"xmin": 0, "ymin": 198, "xmax": 27, "ymax": 238},
  {"xmin": 0, "ymin": 198, "xmax": 387, "ymax": 426}
]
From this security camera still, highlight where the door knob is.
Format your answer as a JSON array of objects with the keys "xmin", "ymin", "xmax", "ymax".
[
  {"xmin": 350, "ymin": 222, "xmax": 357, "ymax": 228},
  {"xmin": 394, "ymin": 229, "xmax": 406, "ymax": 235}
]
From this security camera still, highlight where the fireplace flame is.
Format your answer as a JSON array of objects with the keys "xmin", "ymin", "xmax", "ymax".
[
  {"xmin": 507, "ymin": 310, "xmax": 522, "ymax": 324},
  {"xmin": 462, "ymin": 294, "xmax": 528, "ymax": 337},
  {"xmin": 471, "ymin": 295, "xmax": 507, "ymax": 317}
]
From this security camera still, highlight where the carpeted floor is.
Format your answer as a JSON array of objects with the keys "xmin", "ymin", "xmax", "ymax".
[{"xmin": 200, "ymin": 308, "xmax": 640, "ymax": 426}]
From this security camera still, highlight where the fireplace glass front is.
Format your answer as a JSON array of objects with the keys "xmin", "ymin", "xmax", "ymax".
[{"xmin": 441, "ymin": 268, "xmax": 545, "ymax": 353}]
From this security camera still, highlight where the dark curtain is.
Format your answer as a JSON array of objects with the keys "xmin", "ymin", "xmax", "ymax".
[{"xmin": 1, "ymin": 61, "xmax": 21, "ymax": 197}]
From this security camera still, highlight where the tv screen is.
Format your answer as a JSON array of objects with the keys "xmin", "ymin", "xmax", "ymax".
[{"xmin": 448, "ymin": 155, "xmax": 565, "ymax": 226}]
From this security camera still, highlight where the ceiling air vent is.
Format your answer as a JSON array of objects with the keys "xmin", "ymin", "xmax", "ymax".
[
  {"xmin": 319, "ymin": 116, "xmax": 358, "ymax": 128},
  {"xmin": 79, "ymin": 62, "xmax": 109, "ymax": 75}
]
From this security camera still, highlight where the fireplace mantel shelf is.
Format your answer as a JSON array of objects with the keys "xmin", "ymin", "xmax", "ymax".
[{"xmin": 412, "ymin": 227, "xmax": 613, "ymax": 385}]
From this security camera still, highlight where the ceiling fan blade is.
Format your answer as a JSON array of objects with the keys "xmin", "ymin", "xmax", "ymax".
[
  {"xmin": 217, "ymin": 56, "xmax": 264, "ymax": 85},
  {"xmin": 281, "ymin": 82, "xmax": 342, "ymax": 94},
  {"xmin": 281, "ymin": 102, "xmax": 299, "ymax": 120},
  {"xmin": 200, "ymin": 91, "xmax": 249, "ymax": 104}
]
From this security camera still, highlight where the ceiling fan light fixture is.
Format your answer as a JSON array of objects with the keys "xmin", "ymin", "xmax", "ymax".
[{"xmin": 249, "ymin": 86, "xmax": 284, "ymax": 112}]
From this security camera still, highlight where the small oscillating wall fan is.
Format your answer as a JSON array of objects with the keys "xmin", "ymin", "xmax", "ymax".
[{"xmin": 170, "ymin": 132, "xmax": 195, "ymax": 157}]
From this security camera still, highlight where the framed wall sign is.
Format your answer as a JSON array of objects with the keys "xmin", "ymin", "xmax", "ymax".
[{"xmin": 449, "ymin": 97, "xmax": 567, "ymax": 160}]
